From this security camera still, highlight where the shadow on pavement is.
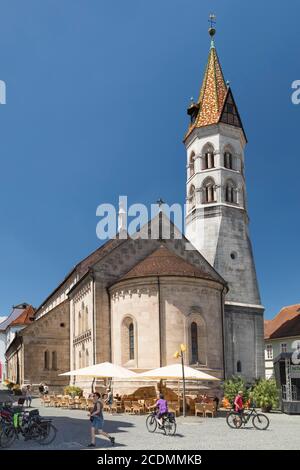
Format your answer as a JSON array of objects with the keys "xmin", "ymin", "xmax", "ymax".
[{"xmin": 3, "ymin": 414, "xmax": 133, "ymax": 450}]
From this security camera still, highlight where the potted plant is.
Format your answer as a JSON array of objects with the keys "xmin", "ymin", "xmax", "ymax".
[
  {"xmin": 5, "ymin": 380, "xmax": 15, "ymax": 393},
  {"xmin": 12, "ymin": 384, "xmax": 22, "ymax": 396},
  {"xmin": 252, "ymin": 379, "xmax": 279, "ymax": 412},
  {"xmin": 222, "ymin": 376, "xmax": 249, "ymax": 408},
  {"xmin": 63, "ymin": 385, "xmax": 83, "ymax": 398}
]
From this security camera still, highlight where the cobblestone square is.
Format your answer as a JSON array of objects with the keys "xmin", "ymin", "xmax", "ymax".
[{"xmin": 3, "ymin": 398, "xmax": 299, "ymax": 450}]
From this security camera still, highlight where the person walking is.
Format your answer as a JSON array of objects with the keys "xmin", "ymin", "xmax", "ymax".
[
  {"xmin": 105, "ymin": 388, "xmax": 113, "ymax": 414},
  {"xmin": 25, "ymin": 385, "xmax": 32, "ymax": 407},
  {"xmin": 38, "ymin": 383, "xmax": 44, "ymax": 397},
  {"xmin": 87, "ymin": 392, "xmax": 115, "ymax": 448}
]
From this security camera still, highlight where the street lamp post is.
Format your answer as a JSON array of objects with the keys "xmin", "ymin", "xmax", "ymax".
[{"xmin": 174, "ymin": 344, "xmax": 187, "ymax": 417}]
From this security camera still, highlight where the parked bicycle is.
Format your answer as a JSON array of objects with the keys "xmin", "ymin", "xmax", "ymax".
[
  {"xmin": 226, "ymin": 407, "xmax": 269, "ymax": 430},
  {"xmin": 146, "ymin": 411, "xmax": 177, "ymax": 436},
  {"xmin": 0, "ymin": 408, "xmax": 57, "ymax": 448}
]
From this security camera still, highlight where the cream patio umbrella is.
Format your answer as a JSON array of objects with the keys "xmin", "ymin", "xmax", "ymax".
[
  {"xmin": 136, "ymin": 363, "xmax": 220, "ymax": 381},
  {"xmin": 136, "ymin": 363, "xmax": 220, "ymax": 416},
  {"xmin": 59, "ymin": 361, "xmax": 138, "ymax": 393},
  {"xmin": 60, "ymin": 362, "xmax": 137, "ymax": 378}
]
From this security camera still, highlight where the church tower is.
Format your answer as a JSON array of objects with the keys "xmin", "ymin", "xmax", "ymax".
[{"xmin": 184, "ymin": 21, "xmax": 264, "ymax": 380}]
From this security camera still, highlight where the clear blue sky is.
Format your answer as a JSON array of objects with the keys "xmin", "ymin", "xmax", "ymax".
[{"xmin": 0, "ymin": 0, "xmax": 299, "ymax": 319}]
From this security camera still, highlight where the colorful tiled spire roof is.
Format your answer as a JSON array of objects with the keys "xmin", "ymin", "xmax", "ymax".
[{"xmin": 185, "ymin": 32, "xmax": 245, "ymax": 141}]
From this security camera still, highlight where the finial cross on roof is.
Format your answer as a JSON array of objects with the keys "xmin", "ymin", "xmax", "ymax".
[
  {"xmin": 156, "ymin": 198, "xmax": 165, "ymax": 207},
  {"xmin": 209, "ymin": 14, "xmax": 216, "ymax": 29}
]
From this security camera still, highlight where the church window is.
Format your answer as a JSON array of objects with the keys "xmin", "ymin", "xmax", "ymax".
[
  {"xmin": 85, "ymin": 306, "xmax": 89, "ymax": 331},
  {"xmin": 85, "ymin": 349, "xmax": 89, "ymax": 367},
  {"xmin": 191, "ymin": 322, "xmax": 198, "ymax": 363},
  {"xmin": 237, "ymin": 360, "xmax": 242, "ymax": 373},
  {"xmin": 44, "ymin": 351, "xmax": 50, "ymax": 370},
  {"xmin": 129, "ymin": 323, "xmax": 134, "ymax": 360},
  {"xmin": 79, "ymin": 351, "xmax": 82, "ymax": 369},
  {"xmin": 189, "ymin": 152, "xmax": 195, "ymax": 177},
  {"xmin": 81, "ymin": 302, "xmax": 85, "ymax": 332},
  {"xmin": 202, "ymin": 178, "xmax": 216, "ymax": 204},
  {"xmin": 52, "ymin": 351, "xmax": 57, "ymax": 370}
]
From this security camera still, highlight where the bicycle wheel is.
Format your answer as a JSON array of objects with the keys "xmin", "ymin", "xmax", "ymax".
[
  {"xmin": 0, "ymin": 425, "xmax": 16, "ymax": 448},
  {"xmin": 35, "ymin": 423, "xmax": 57, "ymax": 445},
  {"xmin": 252, "ymin": 413, "xmax": 269, "ymax": 430},
  {"xmin": 163, "ymin": 418, "xmax": 176, "ymax": 436},
  {"xmin": 226, "ymin": 412, "xmax": 243, "ymax": 429},
  {"xmin": 146, "ymin": 414, "xmax": 157, "ymax": 433}
]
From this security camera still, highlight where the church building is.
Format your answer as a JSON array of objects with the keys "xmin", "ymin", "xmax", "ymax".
[{"xmin": 6, "ymin": 25, "xmax": 264, "ymax": 391}]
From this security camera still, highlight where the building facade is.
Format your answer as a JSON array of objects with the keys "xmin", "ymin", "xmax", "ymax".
[
  {"xmin": 0, "ymin": 304, "xmax": 34, "ymax": 382},
  {"xmin": 265, "ymin": 304, "xmax": 300, "ymax": 379}
]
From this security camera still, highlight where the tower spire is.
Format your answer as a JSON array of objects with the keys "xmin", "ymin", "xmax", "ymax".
[{"xmin": 185, "ymin": 16, "xmax": 246, "ymax": 142}]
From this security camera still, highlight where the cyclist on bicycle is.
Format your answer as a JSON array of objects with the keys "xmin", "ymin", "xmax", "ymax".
[
  {"xmin": 155, "ymin": 393, "xmax": 168, "ymax": 428},
  {"xmin": 234, "ymin": 390, "xmax": 244, "ymax": 415}
]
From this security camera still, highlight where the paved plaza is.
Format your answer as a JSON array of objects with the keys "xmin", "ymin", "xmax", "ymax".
[{"xmin": 1, "ymin": 397, "xmax": 300, "ymax": 450}]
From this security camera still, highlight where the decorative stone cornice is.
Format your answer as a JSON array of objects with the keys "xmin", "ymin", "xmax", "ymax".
[
  {"xmin": 73, "ymin": 282, "xmax": 92, "ymax": 304},
  {"xmin": 73, "ymin": 329, "xmax": 92, "ymax": 345},
  {"xmin": 111, "ymin": 285, "xmax": 157, "ymax": 301}
]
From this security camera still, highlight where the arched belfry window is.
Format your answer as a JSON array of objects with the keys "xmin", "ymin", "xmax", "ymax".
[
  {"xmin": 202, "ymin": 178, "xmax": 216, "ymax": 204},
  {"xmin": 224, "ymin": 151, "xmax": 233, "ymax": 169},
  {"xmin": 191, "ymin": 322, "xmax": 198, "ymax": 363},
  {"xmin": 189, "ymin": 152, "xmax": 195, "ymax": 177},
  {"xmin": 129, "ymin": 323, "xmax": 134, "ymax": 360},
  {"xmin": 202, "ymin": 145, "xmax": 215, "ymax": 170},
  {"xmin": 225, "ymin": 180, "xmax": 238, "ymax": 204},
  {"xmin": 189, "ymin": 185, "xmax": 196, "ymax": 210}
]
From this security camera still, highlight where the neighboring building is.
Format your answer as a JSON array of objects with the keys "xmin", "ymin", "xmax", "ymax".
[
  {"xmin": 0, "ymin": 304, "xmax": 34, "ymax": 382},
  {"xmin": 265, "ymin": 304, "xmax": 300, "ymax": 379},
  {"xmin": 0, "ymin": 317, "xmax": 7, "ymax": 382},
  {"xmin": 6, "ymin": 302, "xmax": 69, "ymax": 388},
  {"xmin": 6, "ymin": 24, "xmax": 264, "ymax": 392}
]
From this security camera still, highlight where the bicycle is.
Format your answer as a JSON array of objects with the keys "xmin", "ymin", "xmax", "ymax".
[
  {"xmin": 0, "ymin": 408, "xmax": 57, "ymax": 448},
  {"xmin": 226, "ymin": 407, "xmax": 269, "ymax": 430},
  {"xmin": 146, "ymin": 411, "xmax": 177, "ymax": 436}
]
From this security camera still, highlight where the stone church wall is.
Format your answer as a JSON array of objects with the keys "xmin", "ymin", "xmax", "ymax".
[{"xmin": 22, "ymin": 300, "xmax": 70, "ymax": 393}]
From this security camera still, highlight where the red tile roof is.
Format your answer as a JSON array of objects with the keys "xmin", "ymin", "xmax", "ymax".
[
  {"xmin": 9, "ymin": 305, "xmax": 35, "ymax": 326},
  {"xmin": 264, "ymin": 304, "xmax": 300, "ymax": 339},
  {"xmin": 116, "ymin": 245, "xmax": 219, "ymax": 283}
]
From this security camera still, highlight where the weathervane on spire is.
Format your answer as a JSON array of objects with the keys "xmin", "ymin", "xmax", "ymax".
[{"xmin": 208, "ymin": 13, "xmax": 216, "ymax": 37}]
